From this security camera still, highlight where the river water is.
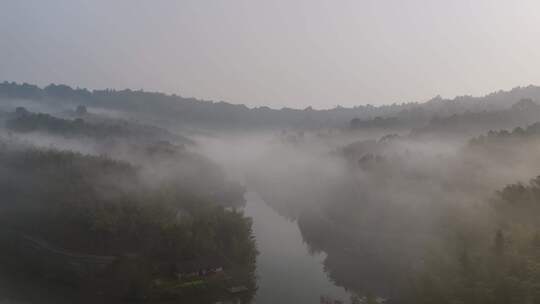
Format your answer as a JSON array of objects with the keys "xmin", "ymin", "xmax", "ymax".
[
  {"xmin": 0, "ymin": 192, "xmax": 349, "ymax": 304},
  {"xmin": 243, "ymin": 191, "xmax": 349, "ymax": 304}
]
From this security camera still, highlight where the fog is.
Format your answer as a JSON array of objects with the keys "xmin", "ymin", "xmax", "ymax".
[
  {"xmin": 1, "ymin": 84, "xmax": 540, "ymax": 303},
  {"xmin": 189, "ymin": 123, "xmax": 540, "ymax": 298},
  {"xmin": 4, "ymin": 1, "xmax": 540, "ymax": 302}
]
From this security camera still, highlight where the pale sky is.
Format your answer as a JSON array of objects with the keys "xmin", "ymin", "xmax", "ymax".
[{"xmin": 1, "ymin": 0, "xmax": 540, "ymax": 109}]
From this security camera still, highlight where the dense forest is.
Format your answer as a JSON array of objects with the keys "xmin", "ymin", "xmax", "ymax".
[
  {"xmin": 4, "ymin": 108, "xmax": 174, "ymax": 142},
  {"xmin": 4, "ymin": 81, "xmax": 540, "ymax": 130},
  {"xmin": 0, "ymin": 101, "xmax": 256, "ymax": 302},
  {"xmin": 3, "ymin": 81, "xmax": 540, "ymax": 303},
  {"xmin": 0, "ymin": 145, "xmax": 253, "ymax": 259},
  {"xmin": 404, "ymin": 176, "xmax": 540, "ymax": 304}
]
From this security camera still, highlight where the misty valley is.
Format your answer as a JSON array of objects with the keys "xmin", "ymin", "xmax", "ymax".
[{"xmin": 3, "ymin": 82, "xmax": 540, "ymax": 304}]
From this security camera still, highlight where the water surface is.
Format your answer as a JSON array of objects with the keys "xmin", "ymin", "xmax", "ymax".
[{"xmin": 243, "ymin": 191, "xmax": 349, "ymax": 304}]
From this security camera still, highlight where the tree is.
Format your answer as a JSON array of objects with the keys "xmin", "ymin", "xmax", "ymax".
[{"xmin": 75, "ymin": 105, "xmax": 88, "ymax": 116}]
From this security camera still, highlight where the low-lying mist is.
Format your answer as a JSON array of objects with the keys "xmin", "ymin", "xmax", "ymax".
[
  {"xmin": 189, "ymin": 126, "xmax": 540, "ymax": 297},
  {"xmin": 4, "ymin": 83, "xmax": 540, "ymax": 303}
]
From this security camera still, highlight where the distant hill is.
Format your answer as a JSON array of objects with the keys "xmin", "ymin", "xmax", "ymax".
[
  {"xmin": 2, "ymin": 81, "xmax": 540, "ymax": 129},
  {"xmin": 409, "ymin": 98, "xmax": 540, "ymax": 139},
  {"xmin": 4, "ymin": 107, "xmax": 186, "ymax": 143}
]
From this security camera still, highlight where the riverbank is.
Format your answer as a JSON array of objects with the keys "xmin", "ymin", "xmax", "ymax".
[{"xmin": 0, "ymin": 228, "xmax": 255, "ymax": 304}]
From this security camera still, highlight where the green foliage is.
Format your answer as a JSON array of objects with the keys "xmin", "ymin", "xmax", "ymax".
[
  {"xmin": 471, "ymin": 122, "xmax": 540, "ymax": 145},
  {"xmin": 0, "ymin": 145, "xmax": 256, "ymax": 289},
  {"xmin": 5, "ymin": 110, "xmax": 170, "ymax": 141},
  {"xmin": 405, "ymin": 176, "xmax": 540, "ymax": 304}
]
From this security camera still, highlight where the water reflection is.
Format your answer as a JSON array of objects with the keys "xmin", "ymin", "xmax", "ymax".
[{"xmin": 243, "ymin": 192, "xmax": 349, "ymax": 304}]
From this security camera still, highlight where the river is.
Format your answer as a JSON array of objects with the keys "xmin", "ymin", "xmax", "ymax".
[
  {"xmin": 0, "ymin": 192, "xmax": 349, "ymax": 304},
  {"xmin": 243, "ymin": 191, "xmax": 350, "ymax": 304}
]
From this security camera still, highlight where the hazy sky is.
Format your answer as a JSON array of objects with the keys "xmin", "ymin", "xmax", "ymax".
[{"xmin": 1, "ymin": 1, "xmax": 540, "ymax": 109}]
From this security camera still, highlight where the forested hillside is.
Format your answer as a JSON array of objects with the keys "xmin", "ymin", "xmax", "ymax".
[{"xmin": 3, "ymin": 82, "xmax": 540, "ymax": 130}]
